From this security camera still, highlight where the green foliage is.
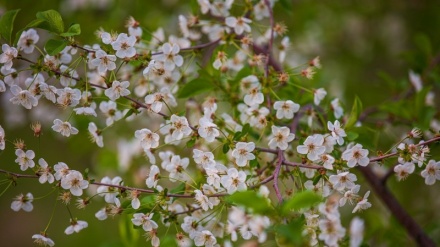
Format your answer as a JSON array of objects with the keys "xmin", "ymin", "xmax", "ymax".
[
  {"xmin": 0, "ymin": 9, "xmax": 20, "ymax": 44},
  {"xmin": 282, "ymin": 190, "xmax": 322, "ymax": 214},
  {"xmin": 118, "ymin": 216, "xmax": 140, "ymax": 247},
  {"xmin": 44, "ymin": 39, "xmax": 68, "ymax": 55},
  {"xmin": 346, "ymin": 96, "xmax": 363, "ymax": 129},
  {"xmin": 226, "ymin": 190, "xmax": 273, "ymax": 214},
  {"xmin": 60, "ymin": 23, "xmax": 81, "ymax": 37},
  {"xmin": 35, "ymin": 10, "xmax": 65, "ymax": 34},
  {"xmin": 274, "ymin": 216, "xmax": 306, "ymax": 246},
  {"xmin": 177, "ymin": 77, "xmax": 216, "ymax": 98}
]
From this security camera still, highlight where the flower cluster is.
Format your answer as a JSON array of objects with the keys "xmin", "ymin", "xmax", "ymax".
[{"xmin": 0, "ymin": 1, "xmax": 439, "ymax": 247}]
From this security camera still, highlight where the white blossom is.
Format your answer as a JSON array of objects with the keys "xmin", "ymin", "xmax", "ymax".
[
  {"xmin": 0, "ymin": 44, "xmax": 18, "ymax": 70},
  {"xmin": 421, "ymin": 160, "xmax": 440, "ymax": 185},
  {"xmin": 37, "ymin": 158, "xmax": 55, "ymax": 184},
  {"xmin": 135, "ymin": 128, "xmax": 160, "ymax": 150},
  {"xmin": 61, "ymin": 170, "xmax": 89, "ymax": 196},
  {"xmin": 268, "ymin": 126, "xmax": 295, "ymax": 150},
  {"xmin": 329, "ymin": 171, "xmax": 357, "ymax": 191},
  {"xmin": 225, "ymin": 16, "xmax": 251, "ymax": 35},
  {"xmin": 111, "ymin": 33, "xmax": 136, "ymax": 58},
  {"xmin": 231, "ymin": 142, "xmax": 255, "ymax": 167},
  {"xmin": 65, "ymin": 220, "xmax": 88, "ymax": 234},
  {"xmin": 17, "ymin": 29, "xmax": 39, "ymax": 54},
  {"xmin": 221, "ymin": 168, "xmax": 247, "ymax": 194},
  {"xmin": 131, "ymin": 213, "xmax": 158, "ymax": 231},
  {"xmin": 91, "ymin": 49, "xmax": 117, "ymax": 74},
  {"xmin": 105, "ymin": 80, "xmax": 130, "ymax": 101},
  {"xmin": 32, "ymin": 234, "xmax": 55, "ymax": 247},
  {"xmin": 273, "ymin": 100, "xmax": 300, "ymax": 119},
  {"xmin": 52, "ymin": 119, "xmax": 79, "ymax": 137},
  {"xmin": 11, "ymin": 193, "xmax": 33, "ymax": 212},
  {"xmin": 15, "ymin": 149, "xmax": 35, "ymax": 171},
  {"xmin": 328, "ymin": 120, "xmax": 347, "ymax": 145},
  {"xmin": 198, "ymin": 117, "xmax": 219, "ymax": 143},
  {"xmin": 342, "ymin": 144, "xmax": 369, "ymax": 167},
  {"xmin": 297, "ymin": 134, "xmax": 326, "ymax": 161}
]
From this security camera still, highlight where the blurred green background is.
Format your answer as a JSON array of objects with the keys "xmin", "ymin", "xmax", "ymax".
[{"xmin": 0, "ymin": 0, "xmax": 440, "ymax": 246}]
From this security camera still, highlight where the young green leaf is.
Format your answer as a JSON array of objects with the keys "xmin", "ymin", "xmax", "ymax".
[
  {"xmin": 0, "ymin": 9, "xmax": 20, "ymax": 44},
  {"xmin": 345, "ymin": 96, "xmax": 363, "ymax": 129},
  {"xmin": 60, "ymin": 23, "xmax": 81, "ymax": 37},
  {"xmin": 45, "ymin": 39, "xmax": 68, "ymax": 56},
  {"xmin": 35, "ymin": 10, "xmax": 64, "ymax": 34},
  {"xmin": 177, "ymin": 78, "xmax": 216, "ymax": 98},
  {"xmin": 226, "ymin": 191, "xmax": 271, "ymax": 214},
  {"xmin": 282, "ymin": 190, "xmax": 322, "ymax": 213}
]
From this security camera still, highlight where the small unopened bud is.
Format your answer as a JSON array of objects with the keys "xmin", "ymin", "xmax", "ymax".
[
  {"xmin": 13, "ymin": 139, "xmax": 26, "ymax": 150},
  {"xmin": 31, "ymin": 122, "xmax": 42, "ymax": 137}
]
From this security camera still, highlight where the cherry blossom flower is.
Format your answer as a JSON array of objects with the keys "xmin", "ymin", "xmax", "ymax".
[
  {"xmin": 331, "ymin": 98, "xmax": 344, "ymax": 119},
  {"xmin": 17, "ymin": 29, "xmax": 39, "ymax": 54},
  {"xmin": 297, "ymin": 134, "xmax": 326, "ymax": 161},
  {"xmin": 181, "ymin": 216, "xmax": 202, "ymax": 239},
  {"xmin": 169, "ymin": 114, "xmax": 192, "ymax": 140},
  {"xmin": 97, "ymin": 176, "xmax": 123, "ymax": 205},
  {"xmin": 14, "ymin": 149, "xmax": 35, "ymax": 171},
  {"xmin": 319, "ymin": 153, "xmax": 335, "ymax": 170},
  {"xmin": 54, "ymin": 162, "xmax": 70, "ymax": 181},
  {"xmin": 61, "ymin": 170, "xmax": 89, "ymax": 196},
  {"xmin": 225, "ymin": 16, "xmax": 252, "ymax": 35},
  {"xmin": 65, "ymin": 220, "xmax": 88, "ymax": 234},
  {"xmin": 221, "ymin": 168, "xmax": 247, "ymax": 194},
  {"xmin": 193, "ymin": 149, "xmax": 216, "ymax": 168},
  {"xmin": 352, "ymin": 191, "xmax": 371, "ymax": 213},
  {"xmin": 194, "ymin": 189, "xmax": 213, "ymax": 211},
  {"xmin": 244, "ymin": 88, "xmax": 264, "ymax": 108},
  {"xmin": 339, "ymin": 185, "xmax": 360, "ymax": 207},
  {"xmin": 153, "ymin": 43, "xmax": 183, "ymax": 71},
  {"xmin": 99, "ymin": 101, "xmax": 123, "ymax": 126},
  {"xmin": 231, "ymin": 142, "xmax": 255, "ymax": 167},
  {"xmin": 421, "ymin": 160, "xmax": 440, "ymax": 185},
  {"xmin": 56, "ymin": 87, "xmax": 81, "ymax": 107},
  {"xmin": 11, "ymin": 193, "xmax": 33, "ymax": 212},
  {"xmin": 197, "ymin": 0, "xmax": 211, "ymax": 14},
  {"xmin": 329, "ymin": 171, "xmax": 357, "ymax": 191},
  {"xmin": 198, "ymin": 117, "xmax": 220, "ymax": 143},
  {"xmin": 32, "ymin": 233, "xmax": 55, "ymax": 246},
  {"xmin": 268, "ymin": 126, "xmax": 295, "ymax": 150},
  {"xmin": 165, "ymin": 155, "xmax": 189, "ymax": 182},
  {"xmin": 213, "ymin": 51, "xmax": 227, "ymax": 70},
  {"xmin": 91, "ymin": 50, "xmax": 117, "ymax": 74},
  {"xmin": 88, "ymin": 122, "xmax": 103, "ymax": 147},
  {"xmin": 318, "ymin": 218, "xmax": 345, "ymax": 246},
  {"xmin": 132, "ymin": 213, "xmax": 158, "ymax": 231},
  {"xmin": 52, "ymin": 119, "xmax": 79, "ymax": 137},
  {"xmin": 350, "ymin": 217, "xmax": 364, "ymax": 247},
  {"xmin": 313, "ymin": 88, "xmax": 327, "ymax": 105},
  {"xmin": 253, "ymin": 0, "xmax": 272, "ymax": 20},
  {"xmin": 145, "ymin": 92, "xmax": 164, "ymax": 113},
  {"xmin": 194, "ymin": 230, "xmax": 217, "ymax": 247},
  {"xmin": 146, "ymin": 165, "xmax": 160, "ymax": 188},
  {"xmin": 0, "ymin": 44, "xmax": 18, "ymax": 70},
  {"xmin": 394, "ymin": 162, "xmax": 415, "ymax": 181},
  {"xmin": 328, "ymin": 120, "xmax": 347, "ymax": 145},
  {"xmin": 59, "ymin": 65, "xmax": 78, "ymax": 87},
  {"xmin": 111, "ymin": 33, "xmax": 136, "ymax": 58},
  {"xmin": 37, "ymin": 158, "xmax": 55, "ymax": 184},
  {"xmin": 9, "ymin": 85, "xmax": 38, "ymax": 109},
  {"xmin": 135, "ymin": 128, "xmax": 159, "ymax": 150},
  {"xmin": 273, "ymin": 100, "xmax": 300, "ymax": 119},
  {"xmin": 105, "ymin": 80, "xmax": 130, "ymax": 101},
  {"xmin": 342, "ymin": 144, "xmax": 369, "ymax": 167},
  {"xmin": 0, "ymin": 125, "xmax": 5, "ymax": 150}
]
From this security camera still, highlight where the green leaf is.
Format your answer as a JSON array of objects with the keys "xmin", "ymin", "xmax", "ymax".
[
  {"xmin": 36, "ymin": 10, "xmax": 64, "ymax": 34},
  {"xmin": 170, "ymin": 183, "xmax": 186, "ymax": 195},
  {"xmin": 45, "ymin": 39, "xmax": 68, "ymax": 55},
  {"xmin": 222, "ymin": 143, "xmax": 230, "ymax": 154},
  {"xmin": 346, "ymin": 96, "xmax": 363, "ymax": 129},
  {"xmin": 177, "ymin": 78, "xmax": 216, "ymax": 98},
  {"xmin": 186, "ymin": 138, "xmax": 196, "ymax": 148},
  {"xmin": 226, "ymin": 191, "xmax": 271, "ymax": 214},
  {"xmin": 60, "ymin": 23, "xmax": 81, "ymax": 37},
  {"xmin": 0, "ymin": 9, "xmax": 20, "ymax": 44},
  {"xmin": 282, "ymin": 190, "xmax": 322, "ymax": 213},
  {"xmin": 274, "ymin": 217, "xmax": 306, "ymax": 246},
  {"xmin": 312, "ymin": 175, "xmax": 322, "ymax": 185},
  {"xmin": 118, "ymin": 216, "xmax": 140, "ymax": 247},
  {"xmin": 346, "ymin": 131, "xmax": 359, "ymax": 141},
  {"xmin": 249, "ymin": 159, "xmax": 259, "ymax": 168}
]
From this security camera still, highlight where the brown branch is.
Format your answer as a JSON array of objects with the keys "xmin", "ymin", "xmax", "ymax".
[
  {"xmin": 273, "ymin": 149, "xmax": 284, "ymax": 202},
  {"xmin": 282, "ymin": 160, "xmax": 323, "ymax": 170}
]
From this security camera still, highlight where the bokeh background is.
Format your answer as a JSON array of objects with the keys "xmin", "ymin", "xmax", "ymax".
[{"xmin": 0, "ymin": 0, "xmax": 440, "ymax": 246}]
